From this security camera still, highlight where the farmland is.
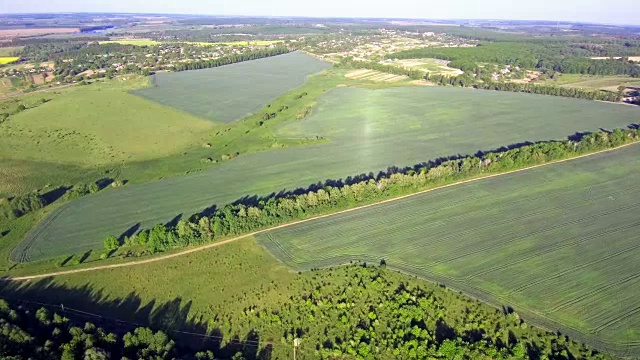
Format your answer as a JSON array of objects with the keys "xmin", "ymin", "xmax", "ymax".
[
  {"xmin": 257, "ymin": 143, "xmax": 640, "ymax": 356},
  {"xmin": 15, "ymin": 85, "xmax": 640, "ymax": 263},
  {"xmin": 133, "ymin": 52, "xmax": 331, "ymax": 122},
  {"xmin": 0, "ymin": 57, "xmax": 19, "ymax": 65},
  {"xmin": 384, "ymin": 58, "xmax": 464, "ymax": 76},
  {"xmin": 0, "ymin": 76, "xmax": 216, "ymax": 195}
]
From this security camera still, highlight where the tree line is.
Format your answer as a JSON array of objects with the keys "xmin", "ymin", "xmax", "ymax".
[
  {"xmin": 103, "ymin": 125, "xmax": 640, "ymax": 257},
  {"xmin": 171, "ymin": 47, "xmax": 290, "ymax": 72},
  {"xmin": 388, "ymin": 42, "xmax": 640, "ymax": 77}
]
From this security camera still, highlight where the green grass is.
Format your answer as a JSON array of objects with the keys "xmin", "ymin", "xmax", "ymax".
[
  {"xmin": 0, "ymin": 57, "xmax": 19, "ymax": 65},
  {"xmin": 256, "ymin": 143, "xmax": 640, "ymax": 355},
  {"xmin": 0, "ymin": 78, "xmax": 214, "ymax": 166},
  {"xmin": 0, "ymin": 47, "xmax": 23, "ymax": 57},
  {"xmin": 0, "ymin": 77, "xmax": 216, "ymax": 195},
  {"xmin": 538, "ymin": 74, "xmax": 640, "ymax": 91},
  {"xmin": 15, "ymin": 85, "xmax": 640, "ymax": 264},
  {"xmin": 133, "ymin": 52, "xmax": 330, "ymax": 122},
  {"xmin": 386, "ymin": 58, "xmax": 463, "ymax": 75}
]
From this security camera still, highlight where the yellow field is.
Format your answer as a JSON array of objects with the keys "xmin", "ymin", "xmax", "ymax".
[{"xmin": 0, "ymin": 57, "xmax": 19, "ymax": 65}]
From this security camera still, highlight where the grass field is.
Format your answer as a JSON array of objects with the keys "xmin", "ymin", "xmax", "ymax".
[
  {"xmin": 538, "ymin": 74, "xmax": 640, "ymax": 91},
  {"xmin": 0, "ymin": 47, "xmax": 22, "ymax": 57},
  {"xmin": 0, "ymin": 77, "xmax": 216, "ymax": 195},
  {"xmin": 16, "ymin": 85, "xmax": 640, "ymax": 263},
  {"xmin": 257, "ymin": 143, "xmax": 640, "ymax": 355},
  {"xmin": 134, "ymin": 52, "xmax": 330, "ymax": 122},
  {"xmin": 0, "ymin": 57, "xmax": 19, "ymax": 65},
  {"xmin": 344, "ymin": 69, "xmax": 408, "ymax": 82},
  {"xmin": 385, "ymin": 58, "xmax": 464, "ymax": 75}
]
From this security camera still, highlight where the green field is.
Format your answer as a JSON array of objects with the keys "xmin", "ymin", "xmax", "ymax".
[
  {"xmin": 0, "ymin": 57, "xmax": 19, "ymax": 65},
  {"xmin": 0, "ymin": 47, "xmax": 22, "ymax": 57},
  {"xmin": 133, "ymin": 52, "xmax": 330, "ymax": 122},
  {"xmin": 257, "ymin": 144, "xmax": 640, "ymax": 355},
  {"xmin": 15, "ymin": 85, "xmax": 640, "ymax": 263},
  {"xmin": 538, "ymin": 74, "xmax": 640, "ymax": 91},
  {"xmin": 0, "ymin": 77, "xmax": 216, "ymax": 195}
]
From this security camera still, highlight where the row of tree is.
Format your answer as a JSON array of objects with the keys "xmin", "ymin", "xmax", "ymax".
[
  {"xmin": 171, "ymin": 47, "xmax": 290, "ymax": 72},
  {"xmin": 105, "ymin": 125, "xmax": 640, "ymax": 256},
  {"xmin": 388, "ymin": 41, "xmax": 640, "ymax": 77}
]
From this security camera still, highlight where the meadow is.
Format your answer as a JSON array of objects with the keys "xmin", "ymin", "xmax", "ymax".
[
  {"xmin": 16, "ymin": 85, "xmax": 640, "ymax": 263},
  {"xmin": 133, "ymin": 52, "xmax": 331, "ymax": 122},
  {"xmin": 0, "ymin": 77, "xmax": 216, "ymax": 195},
  {"xmin": 257, "ymin": 143, "xmax": 640, "ymax": 356}
]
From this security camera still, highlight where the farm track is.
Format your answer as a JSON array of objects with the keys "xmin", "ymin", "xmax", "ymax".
[{"xmin": 5, "ymin": 140, "xmax": 640, "ymax": 282}]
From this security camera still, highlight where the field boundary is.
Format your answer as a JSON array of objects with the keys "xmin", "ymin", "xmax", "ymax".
[{"xmin": 4, "ymin": 140, "xmax": 640, "ymax": 281}]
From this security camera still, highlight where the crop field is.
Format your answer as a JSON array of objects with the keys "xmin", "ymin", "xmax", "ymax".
[
  {"xmin": 0, "ymin": 57, "xmax": 19, "ymax": 65},
  {"xmin": 133, "ymin": 52, "xmax": 331, "ymax": 122},
  {"xmin": 385, "ymin": 58, "xmax": 464, "ymax": 75},
  {"xmin": 538, "ymin": 74, "xmax": 640, "ymax": 91},
  {"xmin": 344, "ymin": 69, "xmax": 408, "ymax": 82},
  {"xmin": 257, "ymin": 144, "xmax": 640, "ymax": 356},
  {"xmin": 0, "ymin": 76, "xmax": 216, "ymax": 195},
  {"xmin": 15, "ymin": 85, "xmax": 640, "ymax": 263}
]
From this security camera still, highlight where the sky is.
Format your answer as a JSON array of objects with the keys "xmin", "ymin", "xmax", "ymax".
[{"xmin": 1, "ymin": 0, "xmax": 639, "ymax": 26}]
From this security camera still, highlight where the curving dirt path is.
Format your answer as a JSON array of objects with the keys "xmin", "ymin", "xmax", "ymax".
[{"xmin": 5, "ymin": 140, "xmax": 640, "ymax": 281}]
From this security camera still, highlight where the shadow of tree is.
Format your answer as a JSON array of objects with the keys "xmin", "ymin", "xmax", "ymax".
[{"xmin": 0, "ymin": 278, "xmax": 269, "ymax": 359}]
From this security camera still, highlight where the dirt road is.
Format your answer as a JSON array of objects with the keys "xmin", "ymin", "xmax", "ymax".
[{"xmin": 6, "ymin": 140, "xmax": 640, "ymax": 281}]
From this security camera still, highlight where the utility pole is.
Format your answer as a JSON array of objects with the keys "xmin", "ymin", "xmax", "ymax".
[{"xmin": 293, "ymin": 338, "xmax": 300, "ymax": 360}]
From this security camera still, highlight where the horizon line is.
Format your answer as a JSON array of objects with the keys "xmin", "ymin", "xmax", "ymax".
[{"xmin": 1, "ymin": 12, "xmax": 639, "ymax": 27}]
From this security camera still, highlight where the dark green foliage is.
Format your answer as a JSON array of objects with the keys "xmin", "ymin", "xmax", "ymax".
[
  {"xmin": 0, "ymin": 193, "xmax": 46, "ymax": 219},
  {"xmin": 389, "ymin": 42, "xmax": 640, "ymax": 77},
  {"xmin": 0, "ymin": 298, "xmax": 198, "ymax": 359},
  {"xmin": 103, "ymin": 235, "xmax": 120, "ymax": 252},
  {"xmin": 134, "ymin": 126, "xmax": 640, "ymax": 256},
  {"xmin": 0, "ymin": 264, "xmax": 610, "ymax": 359},
  {"xmin": 65, "ymin": 182, "xmax": 100, "ymax": 200}
]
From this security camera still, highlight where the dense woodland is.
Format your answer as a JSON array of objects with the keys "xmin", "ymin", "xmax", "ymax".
[
  {"xmin": 98, "ymin": 126, "xmax": 640, "ymax": 258},
  {"xmin": 0, "ymin": 264, "xmax": 611, "ymax": 359},
  {"xmin": 389, "ymin": 41, "xmax": 640, "ymax": 77},
  {"xmin": 0, "ymin": 298, "xmax": 219, "ymax": 360}
]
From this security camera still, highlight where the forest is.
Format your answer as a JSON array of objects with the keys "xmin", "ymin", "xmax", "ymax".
[
  {"xmin": 0, "ymin": 264, "xmax": 610, "ymax": 359},
  {"xmin": 96, "ymin": 125, "xmax": 639, "ymax": 258},
  {"xmin": 389, "ymin": 41, "xmax": 640, "ymax": 77}
]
